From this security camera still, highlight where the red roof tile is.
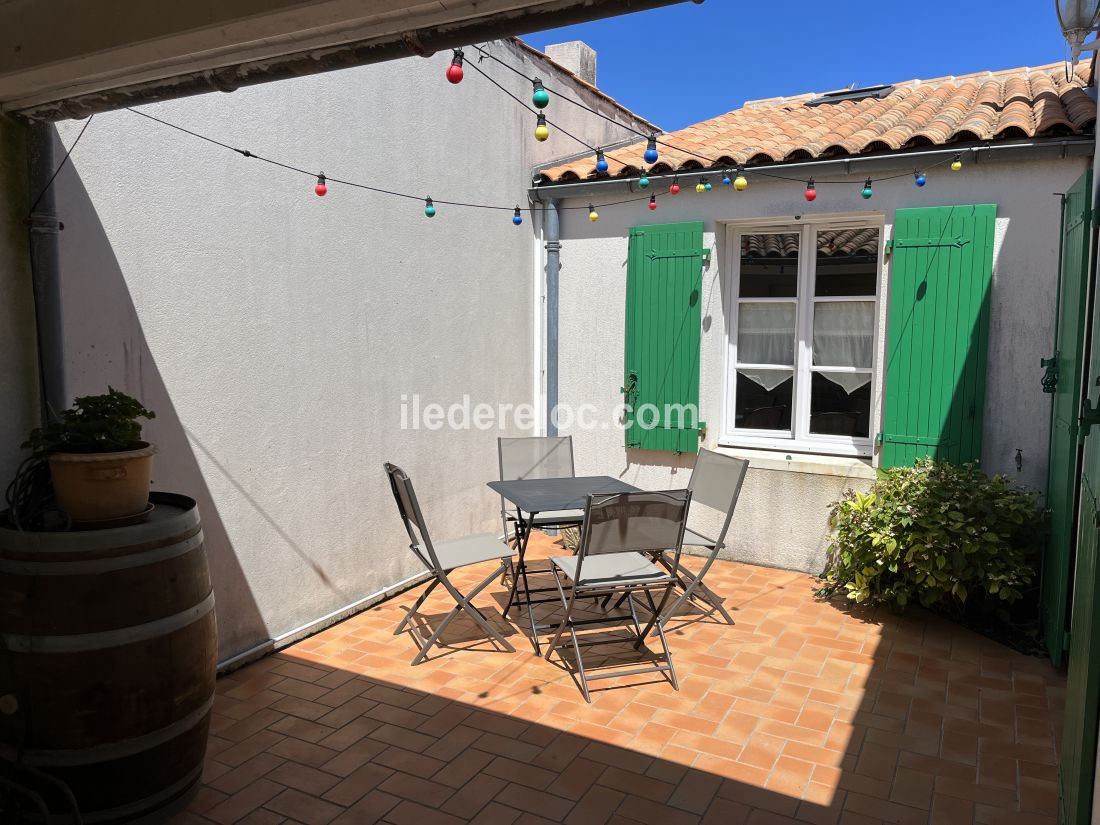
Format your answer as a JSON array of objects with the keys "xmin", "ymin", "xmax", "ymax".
[{"xmin": 538, "ymin": 62, "xmax": 1095, "ymax": 184}]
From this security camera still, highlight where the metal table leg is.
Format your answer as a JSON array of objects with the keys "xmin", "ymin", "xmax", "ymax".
[{"xmin": 502, "ymin": 510, "xmax": 542, "ymax": 653}]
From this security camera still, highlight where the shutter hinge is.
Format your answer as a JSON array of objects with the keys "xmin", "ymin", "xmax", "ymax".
[
  {"xmin": 879, "ymin": 433, "xmax": 946, "ymax": 447},
  {"xmin": 891, "ymin": 237, "xmax": 971, "ymax": 249},
  {"xmin": 874, "ymin": 432, "xmax": 884, "ymax": 448},
  {"xmin": 1080, "ymin": 395, "xmax": 1100, "ymax": 438},
  {"xmin": 645, "ymin": 248, "xmax": 707, "ymax": 260},
  {"xmin": 620, "ymin": 371, "xmax": 637, "ymax": 399},
  {"xmin": 1041, "ymin": 353, "xmax": 1060, "ymax": 394}
]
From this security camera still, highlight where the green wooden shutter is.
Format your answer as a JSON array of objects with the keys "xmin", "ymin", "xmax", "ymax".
[
  {"xmin": 880, "ymin": 204, "xmax": 996, "ymax": 468},
  {"xmin": 623, "ymin": 221, "xmax": 704, "ymax": 454},
  {"xmin": 1043, "ymin": 169, "xmax": 1092, "ymax": 667},
  {"xmin": 1061, "ymin": 252, "xmax": 1100, "ymax": 825}
]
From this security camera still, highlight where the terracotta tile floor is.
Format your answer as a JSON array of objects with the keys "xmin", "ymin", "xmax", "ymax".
[{"xmin": 172, "ymin": 534, "xmax": 1065, "ymax": 825}]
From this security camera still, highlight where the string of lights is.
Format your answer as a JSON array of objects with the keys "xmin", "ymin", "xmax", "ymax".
[
  {"xmin": 460, "ymin": 44, "xmax": 973, "ymax": 199},
  {"xmin": 125, "ymin": 107, "xmax": 658, "ymax": 219},
  {"xmin": 461, "ymin": 56, "xmax": 635, "ymax": 171},
  {"xmin": 121, "ymin": 43, "xmax": 973, "ymax": 222}
]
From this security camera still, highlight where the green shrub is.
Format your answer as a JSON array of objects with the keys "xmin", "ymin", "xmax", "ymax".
[
  {"xmin": 560, "ymin": 526, "xmax": 581, "ymax": 553},
  {"xmin": 819, "ymin": 460, "xmax": 1043, "ymax": 615}
]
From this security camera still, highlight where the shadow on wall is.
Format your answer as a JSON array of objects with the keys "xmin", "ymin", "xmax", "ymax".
[{"xmin": 52, "ymin": 136, "xmax": 268, "ymax": 663}]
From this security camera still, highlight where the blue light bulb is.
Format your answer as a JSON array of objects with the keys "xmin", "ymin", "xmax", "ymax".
[
  {"xmin": 512, "ymin": 207, "xmax": 523, "ymax": 225},
  {"xmin": 644, "ymin": 135, "xmax": 659, "ymax": 164},
  {"xmin": 595, "ymin": 149, "xmax": 608, "ymax": 174},
  {"xmin": 914, "ymin": 172, "xmax": 926, "ymax": 187}
]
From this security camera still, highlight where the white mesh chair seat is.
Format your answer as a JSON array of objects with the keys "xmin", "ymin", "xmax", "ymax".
[
  {"xmin": 551, "ymin": 553, "xmax": 671, "ymax": 587},
  {"xmin": 433, "ymin": 534, "xmax": 514, "ymax": 570}
]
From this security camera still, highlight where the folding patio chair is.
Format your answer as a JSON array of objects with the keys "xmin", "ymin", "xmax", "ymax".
[
  {"xmin": 384, "ymin": 462, "xmax": 517, "ymax": 665},
  {"xmin": 544, "ymin": 489, "xmax": 691, "ymax": 702},
  {"xmin": 662, "ymin": 449, "xmax": 749, "ymax": 624},
  {"xmin": 497, "ymin": 436, "xmax": 584, "ymax": 544}
]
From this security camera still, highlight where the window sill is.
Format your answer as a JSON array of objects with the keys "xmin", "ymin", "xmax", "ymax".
[{"xmin": 712, "ymin": 444, "xmax": 876, "ymax": 479}]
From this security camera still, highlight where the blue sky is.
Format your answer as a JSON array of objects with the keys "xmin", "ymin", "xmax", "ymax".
[{"xmin": 523, "ymin": 0, "xmax": 1074, "ymax": 131}]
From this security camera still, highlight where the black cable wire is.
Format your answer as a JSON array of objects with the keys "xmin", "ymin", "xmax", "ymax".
[
  {"xmin": 463, "ymin": 58, "xmax": 633, "ymax": 171},
  {"xmin": 26, "ymin": 115, "xmax": 94, "ymax": 215},
  {"xmin": 124, "ymin": 107, "xmax": 657, "ymax": 213},
  {"xmin": 474, "ymin": 43, "xmax": 742, "ymax": 168},
  {"xmin": 126, "ymin": 51, "xmax": 974, "ymax": 214},
  {"xmin": 475, "ymin": 44, "xmax": 650, "ymax": 141},
  {"xmin": 473, "ymin": 42, "xmax": 974, "ymax": 186}
]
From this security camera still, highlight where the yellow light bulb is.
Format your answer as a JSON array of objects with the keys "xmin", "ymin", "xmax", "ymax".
[
  {"xmin": 734, "ymin": 175, "xmax": 748, "ymax": 191},
  {"xmin": 534, "ymin": 124, "xmax": 549, "ymax": 142},
  {"xmin": 695, "ymin": 182, "xmax": 706, "ymax": 193},
  {"xmin": 589, "ymin": 209, "xmax": 599, "ymax": 222},
  {"xmin": 951, "ymin": 159, "xmax": 962, "ymax": 172}
]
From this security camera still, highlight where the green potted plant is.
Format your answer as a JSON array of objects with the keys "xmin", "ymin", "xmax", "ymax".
[{"xmin": 23, "ymin": 387, "xmax": 157, "ymax": 523}]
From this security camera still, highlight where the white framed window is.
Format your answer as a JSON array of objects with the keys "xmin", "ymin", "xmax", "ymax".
[{"xmin": 720, "ymin": 217, "xmax": 883, "ymax": 457}]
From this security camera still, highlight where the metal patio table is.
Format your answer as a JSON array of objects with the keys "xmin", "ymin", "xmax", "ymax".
[{"xmin": 487, "ymin": 475, "xmax": 639, "ymax": 655}]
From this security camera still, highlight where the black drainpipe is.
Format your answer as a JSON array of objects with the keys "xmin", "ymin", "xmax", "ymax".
[{"xmin": 25, "ymin": 120, "xmax": 66, "ymax": 420}]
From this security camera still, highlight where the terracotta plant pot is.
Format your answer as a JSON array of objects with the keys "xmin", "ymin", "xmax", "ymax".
[{"xmin": 48, "ymin": 442, "xmax": 157, "ymax": 522}]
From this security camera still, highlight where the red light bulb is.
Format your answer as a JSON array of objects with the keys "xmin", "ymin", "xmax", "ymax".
[
  {"xmin": 669, "ymin": 181, "xmax": 680, "ymax": 195},
  {"xmin": 446, "ymin": 49, "xmax": 465, "ymax": 84},
  {"xmin": 648, "ymin": 195, "xmax": 657, "ymax": 210},
  {"xmin": 804, "ymin": 179, "xmax": 816, "ymax": 202},
  {"xmin": 315, "ymin": 173, "xmax": 327, "ymax": 197}
]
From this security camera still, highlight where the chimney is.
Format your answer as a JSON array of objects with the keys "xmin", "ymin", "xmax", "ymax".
[{"xmin": 544, "ymin": 41, "xmax": 597, "ymax": 86}]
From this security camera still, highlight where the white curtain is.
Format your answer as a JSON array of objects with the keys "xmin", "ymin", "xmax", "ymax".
[
  {"xmin": 813, "ymin": 301, "xmax": 873, "ymax": 393},
  {"xmin": 738, "ymin": 368, "xmax": 792, "ymax": 393},
  {"xmin": 737, "ymin": 303, "xmax": 795, "ymax": 390}
]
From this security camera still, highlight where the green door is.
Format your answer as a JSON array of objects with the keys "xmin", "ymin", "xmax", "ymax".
[
  {"xmin": 1044, "ymin": 170, "xmax": 1092, "ymax": 668},
  {"xmin": 623, "ymin": 221, "xmax": 704, "ymax": 454},
  {"xmin": 880, "ymin": 205, "xmax": 996, "ymax": 468},
  {"xmin": 1061, "ymin": 281, "xmax": 1100, "ymax": 825}
]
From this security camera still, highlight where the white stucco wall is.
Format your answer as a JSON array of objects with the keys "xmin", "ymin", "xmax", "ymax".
[
  {"xmin": 53, "ymin": 40, "xmax": 651, "ymax": 662},
  {"xmin": 0, "ymin": 115, "xmax": 39, "ymax": 487},
  {"xmin": 551, "ymin": 155, "xmax": 1088, "ymax": 574}
]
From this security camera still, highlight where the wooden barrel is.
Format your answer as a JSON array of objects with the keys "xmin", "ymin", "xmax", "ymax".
[{"xmin": 0, "ymin": 493, "xmax": 216, "ymax": 823}]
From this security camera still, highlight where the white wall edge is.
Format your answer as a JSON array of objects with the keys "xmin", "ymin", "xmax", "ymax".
[{"xmin": 216, "ymin": 568, "xmax": 432, "ymax": 674}]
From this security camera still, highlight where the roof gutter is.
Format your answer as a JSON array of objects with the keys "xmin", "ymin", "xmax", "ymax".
[{"xmin": 529, "ymin": 137, "xmax": 1095, "ymax": 200}]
